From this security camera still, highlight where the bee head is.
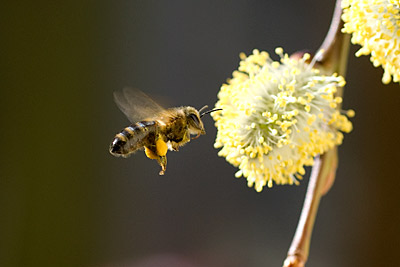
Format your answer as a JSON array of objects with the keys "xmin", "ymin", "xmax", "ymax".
[{"xmin": 184, "ymin": 107, "xmax": 206, "ymax": 135}]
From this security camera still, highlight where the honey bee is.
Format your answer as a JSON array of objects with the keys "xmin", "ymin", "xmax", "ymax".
[{"xmin": 109, "ymin": 88, "xmax": 221, "ymax": 175}]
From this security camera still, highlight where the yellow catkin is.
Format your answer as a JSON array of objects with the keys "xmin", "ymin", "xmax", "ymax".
[
  {"xmin": 342, "ymin": 0, "xmax": 400, "ymax": 84},
  {"xmin": 212, "ymin": 48, "xmax": 353, "ymax": 192}
]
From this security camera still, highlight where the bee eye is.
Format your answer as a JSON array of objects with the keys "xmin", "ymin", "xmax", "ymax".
[{"xmin": 189, "ymin": 113, "xmax": 200, "ymax": 126}]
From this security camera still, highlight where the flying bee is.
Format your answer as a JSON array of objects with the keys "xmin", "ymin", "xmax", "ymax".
[{"xmin": 109, "ymin": 88, "xmax": 221, "ymax": 175}]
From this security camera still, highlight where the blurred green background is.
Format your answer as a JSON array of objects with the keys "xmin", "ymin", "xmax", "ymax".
[{"xmin": 2, "ymin": 1, "xmax": 400, "ymax": 266}]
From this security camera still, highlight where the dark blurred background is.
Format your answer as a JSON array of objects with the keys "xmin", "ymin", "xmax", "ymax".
[{"xmin": 2, "ymin": 1, "xmax": 400, "ymax": 266}]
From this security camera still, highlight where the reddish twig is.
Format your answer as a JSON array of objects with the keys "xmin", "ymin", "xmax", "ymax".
[{"xmin": 283, "ymin": 0, "xmax": 350, "ymax": 266}]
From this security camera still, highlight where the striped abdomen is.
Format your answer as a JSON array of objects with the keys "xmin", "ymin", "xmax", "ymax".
[{"xmin": 109, "ymin": 120, "xmax": 157, "ymax": 157}]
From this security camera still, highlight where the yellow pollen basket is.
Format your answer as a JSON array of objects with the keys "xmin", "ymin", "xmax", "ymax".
[
  {"xmin": 144, "ymin": 138, "xmax": 168, "ymax": 159},
  {"xmin": 144, "ymin": 147, "xmax": 158, "ymax": 159},
  {"xmin": 156, "ymin": 139, "xmax": 168, "ymax": 156}
]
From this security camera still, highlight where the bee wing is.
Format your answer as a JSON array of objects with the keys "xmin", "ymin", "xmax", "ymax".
[{"xmin": 113, "ymin": 88, "xmax": 165, "ymax": 123}]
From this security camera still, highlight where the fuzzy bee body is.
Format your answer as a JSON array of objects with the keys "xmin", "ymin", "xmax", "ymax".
[
  {"xmin": 110, "ymin": 120, "xmax": 157, "ymax": 157},
  {"xmin": 109, "ymin": 88, "xmax": 218, "ymax": 175}
]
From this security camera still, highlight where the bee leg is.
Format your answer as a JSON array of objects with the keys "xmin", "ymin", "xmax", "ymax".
[
  {"xmin": 144, "ymin": 146, "xmax": 167, "ymax": 175},
  {"xmin": 155, "ymin": 138, "xmax": 168, "ymax": 175},
  {"xmin": 191, "ymin": 133, "xmax": 201, "ymax": 140},
  {"xmin": 181, "ymin": 131, "xmax": 191, "ymax": 144},
  {"xmin": 157, "ymin": 155, "xmax": 167, "ymax": 175},
  {"xmin": 171, "ymin": 142, "xmax": 180, "ymax": 151}
]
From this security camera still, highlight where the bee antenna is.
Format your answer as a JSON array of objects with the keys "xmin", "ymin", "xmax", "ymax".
[
  {"xmin": 200, "ymin": 108, "xmax": 222, "ymax": 117},
  {"xmin": 198, "ymin": 105, "xmax": 209, "ymax": 114}
]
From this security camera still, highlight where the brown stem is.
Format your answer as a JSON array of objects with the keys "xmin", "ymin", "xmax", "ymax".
[
  {"xmin": 283, "ymin": 149, "xmax": 338, "ymax": 267},
  {"xmin": 283, "ymin": 0, "xmax": 350, "ymax": 266},
  {"xmin": 315, "ymin": 0, "xmax": 349, "ymax": 76},
  {"xmin": 283, "ymin": 156, "xmax": 321, "ymax": 267}
]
